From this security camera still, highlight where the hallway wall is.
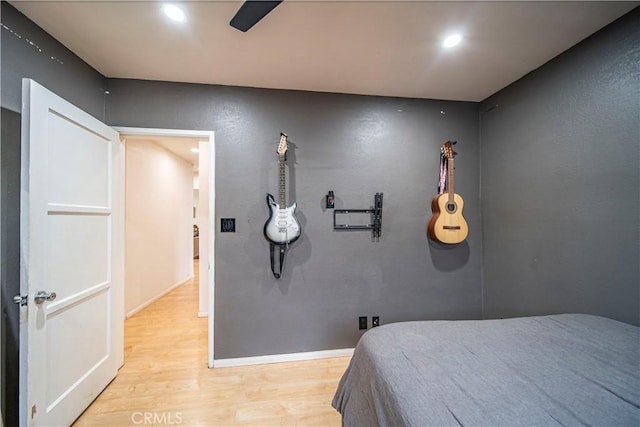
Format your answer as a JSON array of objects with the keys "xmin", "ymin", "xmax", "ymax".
[{"xmin": 125, "ymin": 139, "xmax": 194, "ymax": 316}]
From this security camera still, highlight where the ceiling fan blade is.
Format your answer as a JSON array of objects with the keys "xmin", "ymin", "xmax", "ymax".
[{"xmin": 230, "ymin": 1, "xmax": 283, "ymax": 32}]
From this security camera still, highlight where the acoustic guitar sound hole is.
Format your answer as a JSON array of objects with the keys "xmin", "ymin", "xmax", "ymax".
[{"xmin": 446, "ymin": 203, "xmax": 457, "ymax": 214}]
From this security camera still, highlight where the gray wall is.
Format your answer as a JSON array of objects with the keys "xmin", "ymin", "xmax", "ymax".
[
  {"xmin": 480, "ymin": 8, "xmax": 640, "ymax": 326},
  {"xmin": 1, "ymin": 0, "xmax": 483, "ymax": 367},
  {"xmin": 105, "ymin": 81, "xmax": 482, "ymax": 358},
  {"xmin": 0, "ymin": 107, "xmax": 20, "ymax": 427},
  {"xmin": 2, "ymin": 4, "xmax": 638, "ymax": 422},
  {"xmin": 0, "ymin": 2, "xmax": 107, "ymax": 116},
  {"xmin": 0, "ymin": 3, "xmax": 108, "ymax": 425}
]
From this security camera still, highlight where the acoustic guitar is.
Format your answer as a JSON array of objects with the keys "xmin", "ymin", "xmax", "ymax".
[
  {"xmin": 427, "ymin": 141, "xmax": 468, "ymax": 244},
  {"xmin": 263, "ymin": 133, "xmax": 301, "ymax": 246}
]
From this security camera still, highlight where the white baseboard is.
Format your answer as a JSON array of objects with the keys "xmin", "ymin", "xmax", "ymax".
[
  {"xmin": 197, "ymin": 311, "xmax": 208, "ymax": 318},
  {"xmin": 126, "ymin": 276, "xmax": 193, "ymax": 318},
  {"xmin": 213, "ymin": 348, "xmax": 354, "ymax": 368}
]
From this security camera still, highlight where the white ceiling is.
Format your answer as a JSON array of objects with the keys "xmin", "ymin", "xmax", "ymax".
[
  {"xmin": 122, "ymin": 134, "xmax": 201, "ymax": 166},
  {"xmin": 10, "ymin": 1, "xmax": 638, "ymax": 102}
]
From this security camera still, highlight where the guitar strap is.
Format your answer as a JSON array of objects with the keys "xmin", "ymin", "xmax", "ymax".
[
  {"xmin": 438, "ymin": 153, "xmax": 447, "ymax": 195},
  {"xmin": 269, "ymin": 242, "xmax": 287, "ymax": 279}
]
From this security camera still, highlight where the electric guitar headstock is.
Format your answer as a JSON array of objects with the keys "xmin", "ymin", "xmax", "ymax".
[{"xmin": 277, "ymin": 132, "xmax": 288, "ymax": 161}]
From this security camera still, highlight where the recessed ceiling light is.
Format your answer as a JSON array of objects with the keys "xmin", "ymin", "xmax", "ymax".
[
  {"xmin": 163, "ymin": 4, "xmax": 185, "ymax": 22},
  {"xmin": 190, "ymin": 148, "xmax": 199, "ymax": 153},
  {"xmin": 443, "ymin": 34, "xmax": 462, "ymax": 48}
]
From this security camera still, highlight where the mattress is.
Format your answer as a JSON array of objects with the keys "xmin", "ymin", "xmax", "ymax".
[{"xmin": 332, "ymin": 314, "xmax": 640, "ymax": 426}]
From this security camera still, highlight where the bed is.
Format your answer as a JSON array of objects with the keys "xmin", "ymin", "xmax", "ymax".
[{"xmin": 332, "ymin": 314, "xmax": 639, "ymax": 426}]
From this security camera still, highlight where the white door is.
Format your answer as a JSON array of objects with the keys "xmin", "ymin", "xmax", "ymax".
[{"xmin": 19, "ymin": 79, "xmax": 124, "ymax": 426}]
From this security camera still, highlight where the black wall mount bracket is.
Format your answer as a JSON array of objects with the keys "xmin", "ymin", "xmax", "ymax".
[{"xmin": 333, "ymin": 192, "xmax": 383, "ymax": 241}]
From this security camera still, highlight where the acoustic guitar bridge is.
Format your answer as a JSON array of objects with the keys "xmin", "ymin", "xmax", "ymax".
[{"xmin": 442, "ymin": 225, "xmax": 461, "ymax": 230}]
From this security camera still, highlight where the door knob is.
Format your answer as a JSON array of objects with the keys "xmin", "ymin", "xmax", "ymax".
[{"xmin": 34, "ymin": 291, "xmax": 57, "ymax": 305}]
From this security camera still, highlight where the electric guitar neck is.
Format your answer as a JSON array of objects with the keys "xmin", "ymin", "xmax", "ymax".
[{"xmin": 264, "ymin": 133, "xmax": 301, "ymax": 245}]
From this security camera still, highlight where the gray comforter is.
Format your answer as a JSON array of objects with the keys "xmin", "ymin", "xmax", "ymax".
[{"xmin": 332, "ymin": 314, "xmax": 639, "ymax": 426}]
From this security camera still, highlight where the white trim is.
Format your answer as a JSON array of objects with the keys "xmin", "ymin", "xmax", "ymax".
[
  {"xmin": 48, "ymin": 203, "xmax": 111, "ymax": 215},
  {"xmin": 126, "ymin": 276, "xmax": 192, "ymax": 319},
  {"xmin": 0, "ymin": 85, "xmax": 3, "ymax": 426},
  {"xmin": 207, "ymin": 137, "xmax": 216, "ymax": 368},
  {"xmin": 114, "ymin": 127, "xmax": 212, "ymax": 139},
  {"xmin": 213, "ymin": 348, "xmax": 354, "ymax": 368},
  {"xmin": 197, "ymin": 311, "xmax": 208, "ymax": 318}
]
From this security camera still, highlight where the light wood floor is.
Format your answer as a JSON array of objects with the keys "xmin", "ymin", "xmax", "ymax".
[{"xmin": 74, "ymin": 262, "xmax": 350, "ymax": 426}]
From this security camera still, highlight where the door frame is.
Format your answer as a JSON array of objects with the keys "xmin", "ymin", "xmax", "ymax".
[
  {"xmin": 1, "ymin": 119, "xmax": 2, "ymax": 423},
  {"xmin": 1, "ymin": 129, "xmax": 3, "ymax": 426},
  {"xmin": 114, "ymin": 127, "xmax": 216, "ymax": 368}
]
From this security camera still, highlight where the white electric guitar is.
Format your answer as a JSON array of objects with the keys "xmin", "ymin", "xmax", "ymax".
[{"xmin": 264, "ymin": 133, "xmax": 301, "ymax": 245}]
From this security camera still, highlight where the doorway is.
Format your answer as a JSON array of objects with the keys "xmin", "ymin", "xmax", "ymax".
[{"xmin": 115, "ymin": 127, "xmax": 215, "ymax": 367}]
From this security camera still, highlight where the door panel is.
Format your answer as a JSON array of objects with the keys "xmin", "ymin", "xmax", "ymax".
[
  {"xmin": 46, "ymin": 289, "xmax": 110, "ymax": 409},
  {"xmin": 20, "ymin": 79, "xmax": 123, "ymax": 426},
  {"xmin": 47, "ymin": 111, "xmax": 111, "ymax": 207},
  {"xmin": 47, "ymin": 214, "xmax": 109, "ymax": 297}
]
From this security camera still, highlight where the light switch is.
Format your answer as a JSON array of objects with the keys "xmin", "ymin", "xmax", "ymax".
[{"xmin": 221, "ymin": 218, "xmax": 236, "ymax": 232}]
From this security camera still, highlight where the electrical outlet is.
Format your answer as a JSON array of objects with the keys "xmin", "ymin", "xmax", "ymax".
[
  {"xmin": 372, "ymin": 316, "xmax": 380, "ymax": 327},
  {"xmin": 359, "ymin": 316, "xmax": 368, "ymax": 330}
]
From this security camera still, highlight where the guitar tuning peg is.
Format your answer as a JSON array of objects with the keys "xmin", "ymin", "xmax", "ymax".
[{"xmin": 451, "ymin": 140, "xmax": 458, "ymax": 145}]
